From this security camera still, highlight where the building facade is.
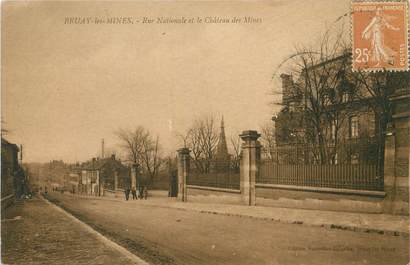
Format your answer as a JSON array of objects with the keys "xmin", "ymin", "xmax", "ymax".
[
  {"xmin": 76, "ymin": 155, "xmax": 130, "ymax": 196},
  {"xmin": 1, "ymin": 138, "xmax": 25, "ymax": 210},
  {"xmin": 274, "ymin": 55, "xmax": 381, "ymax": 165}
]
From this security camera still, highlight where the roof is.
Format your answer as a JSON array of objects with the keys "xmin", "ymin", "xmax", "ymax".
[
  {"xmin": 1, "ymin": 137, "xmax": 19, "ymax": 151},
  {"xmin": 81, "ymin": 156, "xmax": 126, "ymax": 171}
]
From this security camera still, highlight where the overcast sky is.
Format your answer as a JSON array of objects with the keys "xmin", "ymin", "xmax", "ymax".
[{"xmin": 2, "ymin": 0, "xmax": 350, "ymax": 163}]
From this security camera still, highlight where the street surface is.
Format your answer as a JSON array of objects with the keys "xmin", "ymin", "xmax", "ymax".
[
  {"xmin": 44, "ymin": 192, "xmax": 409, "ymax": 265},
  {"xmin": 1, "ymin": 197, "xmax": 136, "ymax": 265}
]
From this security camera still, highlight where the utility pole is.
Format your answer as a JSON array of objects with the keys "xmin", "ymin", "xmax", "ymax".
[
  {"xmin": 101, "ymin": 138, "xmax": 105, "ymax": 159},
  {"xmin": 20, "ymin": 144, "xmax": 23, "ymax": 163}
]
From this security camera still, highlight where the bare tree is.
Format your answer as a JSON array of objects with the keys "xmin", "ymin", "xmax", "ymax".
[
  {"xmin": 273, "ymin": 25, "xmax": 362, "ymax": 164},
  {"xmin": 349, "ymin": 70, "xmax": 410, "ymax": 176},
  {"xmin": 116, "ymin": 126, "xmax": 162, "ymax": 182},
  {"xmin": 140, "ymin": 134, "xmax": 162, "ymax": 182},
  {"xmin": 116, "ymin": 127, "xmax": 145, "ymax": 164},
  {"xmin": 229, "ymin": 132, "xmax": 242, "ymax": 172},
  {"xmin": 259, "ymin": 122, "xmax": 276, "ymax": 160},
  {"xmin": 184, "ymin": 114, "xmax": 219, "ymax": 173}
]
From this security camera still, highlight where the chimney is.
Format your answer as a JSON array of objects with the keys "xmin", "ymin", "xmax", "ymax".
[
  {"xmin": 101, "ymin": 139, "xmax": 105, "ymax": 159},
  {"xmin": 280, "ymin": 74, "xmax": 294, "ymax": 104},
  {"xmin": 20, "ymin": 144, "xmax": 23, "ymax": 162}
]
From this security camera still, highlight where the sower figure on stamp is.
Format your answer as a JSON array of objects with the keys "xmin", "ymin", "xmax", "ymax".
[{"xmin": 361, "ymin": 7, "xmax": 400, "ymax": 66}]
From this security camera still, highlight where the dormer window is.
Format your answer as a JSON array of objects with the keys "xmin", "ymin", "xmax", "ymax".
[
  {"xmin": 350, "ymin": 116, "xmax": 359, "ymax": 138},
  {"xmin": 289, "ymin": 101, "xmax": 297, "ymax": 112}
]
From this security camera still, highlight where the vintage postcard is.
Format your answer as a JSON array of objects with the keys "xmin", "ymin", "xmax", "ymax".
[{"xmin": 1, "ymin": 1, "xmax": 409, "ymax": 265}]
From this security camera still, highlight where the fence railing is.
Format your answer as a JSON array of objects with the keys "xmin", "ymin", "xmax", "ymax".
[
  {"xmin": 262, "ymin": 138, "xmax": 380, "ymax": 165},
  {"xmin": 258, "ymin": 161, "xmax": 382, "ymax": 191},
  {"xmin": 188, "ymin": 170, "xmax": 240, "ymax": 190},
  {"xmin": 187, "ymin": 158, "xmax": 240, "ymax": 190}
]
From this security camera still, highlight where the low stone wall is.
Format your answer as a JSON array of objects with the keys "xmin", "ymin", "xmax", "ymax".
[
  {"xmin": 255, "ymin": 185, "xmax": 385, "ymax": 214},
  {"xmin": 187, "ymin": 185, "xmax": 242, "ymax": 205},
  {"xmin": 103, "ymin": 189, "xmax": 117, "ymax": 198},
  {"xmin": 1, "ymin": 194, "xmax": 15, "ymax": 213},
  {"xmin": 383, "ymin": 177, "xmax": 409, "ymax": 215}
]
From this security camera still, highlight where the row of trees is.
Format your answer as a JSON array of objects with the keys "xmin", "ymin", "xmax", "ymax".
[
  {"xmin": 117, "ymin": 114, "xmax": 243, "ymax": 181},
  {"xmin": 116, "ymin": 126, "xmax": 162, "ymax": 183}
]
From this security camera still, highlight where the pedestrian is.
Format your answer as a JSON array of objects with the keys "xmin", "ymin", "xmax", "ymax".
[
  {"xmin": 143, "ymin": 186, "xmax": 148, "ymax": 200},
  {"xmin": 131, "ymin": 186, "xmax": 137, "ymax": 200},
  {"xmin": 124, "ymin": 187, "xmax": 130, "ymax": 201},
  {"xmin": 138, "ymin": 184, "xmax": 144, "ymax": 199}
]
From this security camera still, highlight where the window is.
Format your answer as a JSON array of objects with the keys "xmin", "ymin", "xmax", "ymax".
[
  {"xmin": 289, "ymin": 101, "xmax": 297, "ymax": 112},
  {"xmin": 368, "ymin": 114, "xmax": 375, "ymax": 137},
  {"xmin": 331, "ymin": 120, "xmax": 337, "ymax": 141},
  {"xmin": 324, "ymin": 94, "xmax": 331, "ymax": 106},
  {"xmin": 333, "ymin": 153, "xmax": 338, "ymax": 165},
  {"xmin": 350, "ymin": 116, "xmax": 359, "ymax": 138},
  {"xmin": 342, "ymin": 92, "xmax": 349, "ymax": 103},
  {"xmin": 351, "ymin": 153, "xmax": 359, "ymax": 164}
]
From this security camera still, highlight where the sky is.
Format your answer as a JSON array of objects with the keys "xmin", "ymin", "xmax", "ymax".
[{"xmin": 2, "ymin": 0, "xmax": 350, "ymax": 163}]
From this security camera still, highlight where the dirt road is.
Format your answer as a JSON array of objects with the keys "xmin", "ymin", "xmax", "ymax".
[{"xmin": 44, "ymin": 193, "xmax": 409, "ymax": 265}]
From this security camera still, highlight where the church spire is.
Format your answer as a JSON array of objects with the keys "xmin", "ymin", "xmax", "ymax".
[{"xmin": 216, "ymin": 115, "xmax": 228, "ymax": 158}]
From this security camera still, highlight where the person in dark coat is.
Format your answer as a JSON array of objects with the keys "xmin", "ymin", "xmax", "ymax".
[
  {"xmin": 124, "ymin": 187, "xmax": 130, "ymax": 201},
  {"xmin": 169, "ymin": 169, "xmax": 178, "ymax": 197},
  {"xmin": 131, "ymin": 186, "xmax": 137, "ymax": 200},
  {"xmin": 138, "ymin": 184, "xmax": 144, "ymax": 199},
  {"xmin": 143, "ymin": 186, "xmax": 148, "ymax": 200}
]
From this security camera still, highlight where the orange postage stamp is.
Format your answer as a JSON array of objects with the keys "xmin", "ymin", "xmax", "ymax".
[{"xmin": 352, "ymin": 1, "xmax": 409, "ymax": 71}]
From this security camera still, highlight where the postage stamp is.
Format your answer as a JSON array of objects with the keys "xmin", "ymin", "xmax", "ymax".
[{"xmin": 352, "ymin": 1, "xmax": 409, "ymax": 71}]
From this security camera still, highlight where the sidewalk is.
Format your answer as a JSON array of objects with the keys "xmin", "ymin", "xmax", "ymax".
[
  {"xmin": 1, "ymin": 197, "xmax": 146, "ymax": 265},
  {"xmin": 69, "ymin": 190, "xmax": 410, "ymax": 238}
]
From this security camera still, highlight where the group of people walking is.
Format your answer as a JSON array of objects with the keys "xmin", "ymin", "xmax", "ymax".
[{"xmin": 124, "ymin": 186, "xmax": 147, "ymax": 200}]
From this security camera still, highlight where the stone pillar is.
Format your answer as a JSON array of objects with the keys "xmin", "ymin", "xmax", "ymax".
[
  {"xmin": 131, "ymin": 164, "xmax": 137, "ymax": 189},
  {"xmin": 240, "ymin": 130, "xmax": 261, "ymax": 206},
  {"xmin": 383, "ymin": 91, "xmax": 410, "ymax": 215},
  {"xmin": 177, "ymin": 148, "xmax": 190, "ymax": 202},
  {"xmin": 114, "ymin": 170, "xmax": 118, "ymax": 191}
]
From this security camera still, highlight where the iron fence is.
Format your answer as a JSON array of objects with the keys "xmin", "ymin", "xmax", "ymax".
[
  {"xmin": 187, "ymin": 159, "xmax": 240, "ymax": 190},
  {"xmin": 258, "ymin": 162, "xmax": 382, "ymax": 191},
  {"xmin": 259, "ymin": 139, "xmax": 383, "ymax": 191}
]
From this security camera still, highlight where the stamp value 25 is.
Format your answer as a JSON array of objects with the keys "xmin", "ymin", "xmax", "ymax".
[{"xmin": 352, "ymin": 1, "xmax": 409, "ymax": 71}]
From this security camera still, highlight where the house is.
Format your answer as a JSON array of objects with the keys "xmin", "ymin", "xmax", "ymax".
[
  {"xmin": 78, "ymin": 155, "xmax": 129, "ymax": 196},
  {"xmin": 1, "ymin": 138, "xmax": 25, "ymax": 210},
  {"xmin": 273, "ymin": 54, "xmax": 382, "ymax": 165}
]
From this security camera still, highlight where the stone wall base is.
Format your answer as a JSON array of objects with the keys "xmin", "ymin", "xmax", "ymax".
[
  {"xmin": 256, "ymin": 187, "xmax": 386, "ymax": 214},
  {"xmin": 383, "ymin": 184, "xmax": 409, "ymax": 215},
  {"xmin": 1, "ymin": 194, "xmax": 15, "ymax": 214},
  {"xmin": 256, "ymin": 186, "xmax": 409, "ymax": 215},
  {"xmin": 187, "ymin": 186, "xmax": 242, "ymax": 205}
]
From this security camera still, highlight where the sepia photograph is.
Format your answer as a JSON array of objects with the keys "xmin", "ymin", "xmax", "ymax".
[{"xmin": 1, "ymin": 0, "xmax": 409, "ymax": 264}]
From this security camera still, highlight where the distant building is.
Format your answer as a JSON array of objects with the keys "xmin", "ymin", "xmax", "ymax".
[
  {"xmin": 1, "ymin": 138, "xmax": 25, "ymax": 209},
  {"xmin": 77, "ymin": 155, "xmax": 129, "ymax": 196}
]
